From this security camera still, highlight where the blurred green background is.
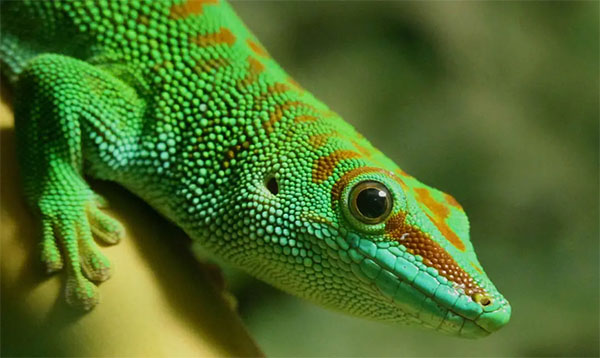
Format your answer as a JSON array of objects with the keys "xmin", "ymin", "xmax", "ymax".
[{"xmin": 231, "ymin": 1, "xmax": 599, "ymax": 357}]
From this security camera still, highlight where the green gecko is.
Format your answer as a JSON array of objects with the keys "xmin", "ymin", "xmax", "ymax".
[{"xmin": 0, "ymin": 0, "xmax": 510, "ymax": 338}]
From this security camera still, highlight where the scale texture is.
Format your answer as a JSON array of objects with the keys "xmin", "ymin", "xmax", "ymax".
[{"xmin": 0, "ymin": 0, "xmax": 510, "ymax": 337}]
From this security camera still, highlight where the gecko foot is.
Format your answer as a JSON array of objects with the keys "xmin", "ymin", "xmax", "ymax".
[{"xmin": 39, "ymin": 193, "xmax": 124, "ymax": 310}]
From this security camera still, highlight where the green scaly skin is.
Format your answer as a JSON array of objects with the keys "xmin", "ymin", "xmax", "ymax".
[{"xmin": 0, "ymin": 0, "xmax": 510, "ymax": 338}]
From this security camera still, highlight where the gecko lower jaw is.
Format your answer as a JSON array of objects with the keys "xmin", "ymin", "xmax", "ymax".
[
  {"xmin": 386, "ymin": 263, "xmax": 511, "ymax": 338},
  {"xmin": 347, "ymin": 239, "xmax": 511, "ymax": 337},
  {"xmin": 458, "ymin": 302, "xmax": 511, "ymax": 338},
  {"xmin": 466, "ymin": 302, "xmax": 512, "ymax": 337}
]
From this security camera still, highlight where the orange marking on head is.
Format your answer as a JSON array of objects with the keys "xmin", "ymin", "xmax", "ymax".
[
  {"xmin": 470, "ymin": 262, "xmax": 483, "ymax": 274},
  {"xmin": 191, "ymin": 27, "xmax": 236, "ymax": 47},
  {"xmin": 263, "ymin": 101, "xmax": 329, "ymax": 133},
  {"xmin": 263, "ymin": 101, "xmax": 306, "ymax": 133},
  {"xmin": 330, "ymin": 166, "xmax": 390, "ymax": 206},
  {"xmin": 385, "ymin": 212, "xmax": 483, "ymax": 296},
  {"xmin": 248, "ymin": 57, "xmax": 265, "ymax": 75},
  {"xmin": 193, "ymin": 57, "xmax": 230, "ymax": 73},
  {"xmin": 287, "ymin": 76, "xmax": 303, "ymax": 92},
  {"xmin": 252, "ymin": 82, "xmax": 292, "ymax": 110},
  {"xmin": 351, "ymin": 139, "xmax": 374, "ymax": 158},
  {"xmin": 312, "ymin": 150, "xmax": 362, "ymax": 184},
  {"xmin": 307, "ymin": 131, "xmax": 338, "ymax": 150},
  {"xmin": 414, "ymin": 188, "xmax": 465, "ymax": 251},
  {"xmin": 415, "ymin": 188, "xmax": 450, "ymax": 219},
  {"xmin": 270, "ymin": 82, "xmax": 291, "ymax": 92},
  {"xmin": 321, "ymin": 109, "xmax": 338, "ymax": 118},
  {"xmin": 294, "ymin": 115, "xmax": 318, "ymax": 123},
  {"xmin": 394, "ymin": 168, "xmax": 413, "ymax": 179},
  {"xmin": 169, "ymin": 0, "xmax": 219, "ymax": 19},
  {"xmin": 246, "ymin": 38, "xmax": 270, "ymax": 58},
  {"xmin": 237, "ymin": 56, "xmax": 265, "ymax": 89},
  {"xmin": 425, "ymin": 212, "xmax": 466, "ymax": 252},
  {"xmin": 444, "ymin": 193, "xmax": 463, "ymax": 210}
]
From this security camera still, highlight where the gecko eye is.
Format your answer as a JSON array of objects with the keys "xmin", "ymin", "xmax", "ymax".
[{"xmin": 349, "ymin": 181, "xmax": 393, "ymax": 224}]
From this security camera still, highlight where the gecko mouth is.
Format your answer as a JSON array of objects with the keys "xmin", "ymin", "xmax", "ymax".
[{"xmin": 347, "ymin": 237, "xmax": 510, "ymax": 337}]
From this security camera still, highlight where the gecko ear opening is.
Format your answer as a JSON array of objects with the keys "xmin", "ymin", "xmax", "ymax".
[{"xmin": 266, "ymin": 176, "xmax": 279, "ymax": 195}]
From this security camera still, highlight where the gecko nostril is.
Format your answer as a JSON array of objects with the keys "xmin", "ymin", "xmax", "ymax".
[
  {"xmin": 266, "ymin": 176, "xmax": 279, "ymax": 195},
  {"xmin": 473, "ymin": 293, "xmax": 492, "ymax": 307}
]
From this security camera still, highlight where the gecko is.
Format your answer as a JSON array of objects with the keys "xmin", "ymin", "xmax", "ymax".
[{"xmin": 0, "ymin": 0, "xmax": 510, "ymax": 338}]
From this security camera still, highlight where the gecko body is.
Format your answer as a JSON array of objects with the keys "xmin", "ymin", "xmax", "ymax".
[{"xmin": 0, "ymin": 0, "xmax": 510, "ymax": 337}]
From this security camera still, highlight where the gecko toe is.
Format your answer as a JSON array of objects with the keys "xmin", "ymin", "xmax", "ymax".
[
  {"xmin": 88, "ymin": 205, "xmax": 125, "ymax": 245},
  {"xmin": 40, "ymin": 220, "xmax": 64, "ymax": 273},
  {"xmin": 65, "ymin": 275, "xmax": 100, "ymax": 311},
  {"xmin": 78, "ymin": 221, "xmax": 112, "ymax": 282}
]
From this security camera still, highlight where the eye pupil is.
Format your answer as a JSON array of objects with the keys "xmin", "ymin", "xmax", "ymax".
[{"xmin": 356, "ymin": 188, "xmax": 388, "ymax": 219}]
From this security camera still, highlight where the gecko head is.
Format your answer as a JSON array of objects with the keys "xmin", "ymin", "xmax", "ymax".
[
  {"xmin": 313, "ymin": 164, "xmax": 512, "ymax": 338},
  {"xmin": 238, "ymin": 128, "xmax": 511, "ymax": 339}
]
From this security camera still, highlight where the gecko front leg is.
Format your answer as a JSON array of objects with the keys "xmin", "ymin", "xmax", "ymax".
[{"xmin": 15, "ymin": 54, "xmax": 144, "ymax": 309}]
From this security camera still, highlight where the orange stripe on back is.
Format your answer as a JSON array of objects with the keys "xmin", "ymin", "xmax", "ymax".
[
  {"xmin": 263, "ymin": 101, "xmax": 306, "ymax": 133},
  {"xmin": 237, "ymin": 56, "xmax": 265, "ymax": 89},
  {"xmin": 247, "ymin": 57, "xmax": 265, "ymax": 75},
  {"xmin": 252, "ymin": 83, "xmax": 292, "ymax": 111},
  {"xmin": 191, "ymin": 27, "xmax": 236, "ymax": 47},
  {"xmin": 193, "ymin": 57, "xmax": 230, "ymax": 74},
  {"xmin": 169, "ymin": 0, "xmax": 219, "ymax": 19},
  {"xmin": 246, "ymin": 39, "xmax": 270, "ymax": 58}
]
